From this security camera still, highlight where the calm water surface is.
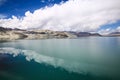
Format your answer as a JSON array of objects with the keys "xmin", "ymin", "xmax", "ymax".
[{"xmin": 0, "ymin": 37, "xmax": 120, "ymax": 80}]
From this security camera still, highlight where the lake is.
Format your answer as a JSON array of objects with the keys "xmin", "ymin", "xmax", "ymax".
[{"xmin": 0, "ymin": 37, "xmax": 120, "ymax": 80}]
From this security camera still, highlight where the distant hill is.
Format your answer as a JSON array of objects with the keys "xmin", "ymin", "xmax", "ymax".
[
  {"xmin": 1, "ymin": 26, "xmax": 120, "ymax": 41},
  {"xmin": 0, "ymin": 27, "xmax": 25, "ymax": 32},
  {"xmin": 108, "ymin": 32, "xmax": 120, "ymax": 36},
  {"xmin": 0, "ymin": 27, "xmax": 77, "ymax": 40},
  {"xmin": 110, "ymin": 32, "xmax": 120, "ymax": 34},
  {"xmin": 0, "ymin": 27, "xmax": 12, "ymax": 32},
  {"xmin": 68, "ymin": 31, "xmax": 101, "ymax": 37},
  {"xmin": 77, "ymin": 32, "xmax": 91, "ymax": 37},
  {"xmin": 90, "ymin": 33, "xmax": 101, "ymax": 36}
]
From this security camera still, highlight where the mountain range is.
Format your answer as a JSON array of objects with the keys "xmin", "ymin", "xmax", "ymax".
[{"xmin": 0, "ymin": 27, "xmax": 120, "ymax": 40}]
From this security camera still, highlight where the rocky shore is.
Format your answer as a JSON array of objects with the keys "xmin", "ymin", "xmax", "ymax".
[
  {"xmin": 0, "ymin": 27, "xmax": 77, "ymax": 40},
  {"xmin": 1, "ymin": 27, "xmax": 120, "ymax": 41}
]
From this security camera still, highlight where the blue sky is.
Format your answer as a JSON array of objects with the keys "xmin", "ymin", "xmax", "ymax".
[
  {"xmin": 99, "ymin": 20, "xmax": 120, "ymax": 30},
  {"xmin": 0, "ymin": 0, "xmax": 68, "ymax": 18},
  {"xmin": 0, "ymin": 0, "xmax": 120, "ymax": 33}
]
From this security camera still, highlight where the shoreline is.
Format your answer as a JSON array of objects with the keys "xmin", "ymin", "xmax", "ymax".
[{"xmin": 0, "ymin": 27, "xmax": 120, "ymax": 41}]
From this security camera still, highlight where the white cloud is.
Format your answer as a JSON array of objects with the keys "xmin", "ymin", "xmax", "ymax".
[
  {"xmin": 98, "ymin": 28, "xmax": 113, "ymax": 35},
  {"xmin": 0, "ymin": 14, "xmax": 6, "ymax": 19},
  {"xmin": 0, "ymin": 0, "xmax": 6, "ymax": 6},
  {"xmin": 98, "ymin": 26, "xmax": 120, "ymax": 35},
  {"xmin": 116, "ymin": 26, "xmax": 120, "ymax": 32},
  {"xmin": 0, "ymin": 0, "xmax": 120, "ymax": 31},
  {"xmin": 41, "ymin": 0, "xmax": 45, "ymax": 3}
]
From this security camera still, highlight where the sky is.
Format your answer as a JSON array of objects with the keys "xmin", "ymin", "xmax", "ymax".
[{"xmin": 0, "ymin": 0, "xmax": 120, "ymax": 34}]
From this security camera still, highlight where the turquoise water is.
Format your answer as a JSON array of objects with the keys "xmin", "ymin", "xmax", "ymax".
[{"xmin": 0, "ymin": 37, "xmax": 120, "ymax": 80}]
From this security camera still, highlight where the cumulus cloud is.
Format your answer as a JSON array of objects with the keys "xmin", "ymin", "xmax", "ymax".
[
  {"xmin": 98, "ymin": 26, "xmax": 120, "ymax": 34},
  {"xmin": 41, "ymin": 0, "xmax": 45, "ymax": 3},
  {"xmin": 0, "ymin": 0, "xmax": 120, "ymax": 31},
  {"xmin": 116, "ymin": 26, "xmax": 120, "ymax": 32},
  {"xmin": 98, "ymin": 28, "xmax": 113, "ymax": 35},
  {"xmin": 41, "ymin": 0, "xmax": 54, "ymax": 3},
  {"xmin": 0, "ymin": 14, "xmax": 6, "ymax": 19}
]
